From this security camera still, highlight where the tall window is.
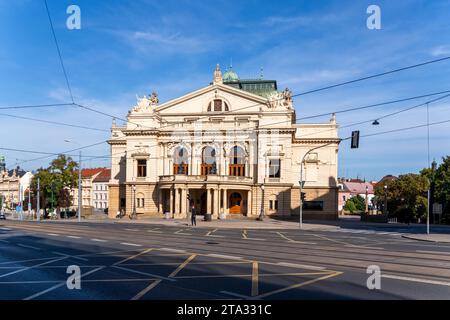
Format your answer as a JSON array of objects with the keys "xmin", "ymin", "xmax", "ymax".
[
  {"xmin": 201, "ymin": 146, "xmax": 217, "ymax": 175},
  {"xmin": 173, "ymin": 147, "xmax": 189, "ymax": 175},
  {"xmin": 269, "ymin": 159, "xmax": 281, "ymax": 178},
  {"xmin": 137, "ymin": 159, "xmax": 147, "ymax": 177},
  {"xmin": 207, "ymin": 99, "xmax": 230, "ymax": 112},
  {"xmin": 229, "ymin": 146, "xmax": 245, "ymax": 176}
]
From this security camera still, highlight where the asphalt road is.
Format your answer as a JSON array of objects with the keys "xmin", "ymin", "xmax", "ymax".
[{"xmin": 1, "ymin": 220, "xmax": 450, "ymax": 300}]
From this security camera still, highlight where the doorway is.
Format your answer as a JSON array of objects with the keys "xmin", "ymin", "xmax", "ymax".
[{"xmin": 229, "ymin": 192, "xmax": 242, "ymax": 214}]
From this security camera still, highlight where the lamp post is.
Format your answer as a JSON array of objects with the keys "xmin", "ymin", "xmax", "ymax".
[
  {"xmin": 383, "ymin": 185, "xmax": 388, "ymax": 215},
  {"xmin": 258, "ymin": 184, "xmax": 265, "ymax": 221}
]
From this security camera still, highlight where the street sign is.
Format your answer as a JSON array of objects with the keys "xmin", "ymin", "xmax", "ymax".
[{"xmin": 351, "ymin": 130, "xmax": 360, "ymax": 149}]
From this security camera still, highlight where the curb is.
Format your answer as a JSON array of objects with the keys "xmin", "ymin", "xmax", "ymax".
[{"xmin": 401, "ymin": 234, "xmax": 450, "ymax": 243}]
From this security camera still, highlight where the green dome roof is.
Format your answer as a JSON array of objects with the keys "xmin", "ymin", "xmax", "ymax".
[{"xmin": 223, "ymin": 67, "xmax": 239, "ymax": 82}]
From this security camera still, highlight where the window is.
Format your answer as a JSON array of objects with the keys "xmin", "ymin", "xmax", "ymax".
[
  {"xmin": 137, "ymin": 159, "xmax": 147, "ymax": 177},
  {"xmin": 173, "ymin": 147, "xmax": 189, "ymax": 175},
  {"xmin": 302, "ymin": 201, "xmax": 324, "ymax": 211},
  {"xmin": 207, "ymin": 99, "xmax": 230, "ymax": 112},
  {"xmin": 229, "ymin": 146, "xmax": 245, "ymax": 176},
  {"xmin": 269, "ymin": 200, "xmax": 279, "ymax": 211},
  {"xmin": 137, "ymin": 194, "xmax": 145, "ymax": 208},
  {"xmin": 269, "ymin": 159, "xmax": 281, "ymax": 178},
  {"xmin": 201, "ymin": 147, "xmax": 217, "ymax": 175},
  {"xmin": 269, "ymin": 200, "xmax": 273, "ymax": 210}
]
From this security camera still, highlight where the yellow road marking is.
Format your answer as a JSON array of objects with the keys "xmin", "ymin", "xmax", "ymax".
[
  {"xmin": 131, "ymin": 254, "xmax": 197, "ymax": 300},
  {"xmin": 255, "ymin": 271, "xmax": 343, "ymax": 299},
  {"xmin": 174, "ymin": 271, "xmax": 331, "ymax": 280},
  {"xmin": 252, "ymin": 261, "xmax": 258, "ymax": 296},
  {"xmin": 206, "ymin": 228, "xmax": 223, "ymax": 237},
  {"xmin": 113, "ymin": 248, "xmax": 152, "ymax": 266}
]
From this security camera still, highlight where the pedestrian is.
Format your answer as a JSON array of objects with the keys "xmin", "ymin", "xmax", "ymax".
[{"xmin": 190, "ymin": 204, "xmax": 196, "ymax": 226}]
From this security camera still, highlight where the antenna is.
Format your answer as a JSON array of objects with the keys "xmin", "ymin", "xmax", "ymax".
[{"xmin": 260, "ymin": 67, "xmax": 264, "ymax": 79}]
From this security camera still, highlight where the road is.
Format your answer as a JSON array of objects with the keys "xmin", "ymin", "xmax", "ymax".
[{"xmin": 0, "ymin": 220, "xmax": 450, "ymax": 300}]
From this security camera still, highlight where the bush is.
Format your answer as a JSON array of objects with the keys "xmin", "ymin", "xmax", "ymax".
[{"xmin": 344, "ymin": 200, "xmax": 357, "ymax": 213}]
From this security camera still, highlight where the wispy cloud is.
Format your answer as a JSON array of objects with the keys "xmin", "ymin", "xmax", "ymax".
[{"xmin": 430, "ymin": 45, "xmax": 450, "ymax": 57}]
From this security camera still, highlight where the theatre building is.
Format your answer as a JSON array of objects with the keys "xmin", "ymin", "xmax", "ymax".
[{"xmin": 108, "ymin": 65, "xmax": 340, "ymax": 220}]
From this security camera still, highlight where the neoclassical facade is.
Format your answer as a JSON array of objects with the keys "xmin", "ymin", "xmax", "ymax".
[{"xmin": 108, "ymin": 65, "xmax": 340, "ymax": 220}]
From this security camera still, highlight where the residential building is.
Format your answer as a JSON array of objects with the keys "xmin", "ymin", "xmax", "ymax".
[
  {"xmin": 0, "ymin": 167, "xmax": 33, "ymax": 209},
  {"xmin": 93, "ymin": 169, "xmax": 110, "ymax": 210},
  {"xmin": 338, "ymin": 178, "xmax": 376, "ymax": 212},
  {"xmin": 108, "ymin": 65, "xmax": 340, "ymax": 220}
]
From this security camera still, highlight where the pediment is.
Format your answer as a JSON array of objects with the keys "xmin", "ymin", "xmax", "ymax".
[{"xmin": 153, "ymin": 84, "xmax": 268, "ymax": 115}]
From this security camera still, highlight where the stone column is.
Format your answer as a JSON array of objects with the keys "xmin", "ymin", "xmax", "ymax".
[
  {"xmin": 169, "ymin": 187, "xmax": 174, "ymax": 217},
  {"xmin": 213, "ymin": 188, "xmax": 219, "ymax": 218},
  {"xmin": 158, "ymin": 188, "xmax": 163, "ymax": 213},
  {"xmin": 247, "ymin": 189, "xmax": 252, "ymax": 216},
  {"xmin": 175, "ymin": 188, "xmax": 180, "ymax": 215},
  {"xmin": 181, "ymin": 188, "xmax": 187, "ymax": 217},
  {"xmin": 206, "ymin": 187, "xmax": 211, "ymax": 214},
  {"xmin": 223, "ymin": 189, "xmax": 228, "ymax": 215}
]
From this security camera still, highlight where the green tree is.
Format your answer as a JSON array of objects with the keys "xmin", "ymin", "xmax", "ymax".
[
  {"xmin": 374, "ymin": 174, "xmax": 429, "ymax": 222},
  {"xmin": 343, "ymin": 199, "xmax": 357, "ymax": 213},
  {"xmin": 433, "ymin": 156, "xmax": 450, "ymax": 223},
  {"xmin": 30, "ymin": 155, "xmax": 78, "ymax": 212}
]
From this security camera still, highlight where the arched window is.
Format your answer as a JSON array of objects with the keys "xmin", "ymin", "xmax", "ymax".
[
  {"xmin": 201, "ymin": 146, "xmax": 217, "ymax": 175},
  {"xmin": 207, "ymin": 99, "xmax": 230, "ymax": 112},
  {"xmin": 173, "ymin": 147, "xmax": 189, "ymax": 175},
  {"xmin": 229, "ymin": 146, "xmax": 245, "ymax": 176}
]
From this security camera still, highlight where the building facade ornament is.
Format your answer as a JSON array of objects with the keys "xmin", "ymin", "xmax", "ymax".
[{"xmin": 213, "ymin": 64, "xmax": 223, "ymax": 85}]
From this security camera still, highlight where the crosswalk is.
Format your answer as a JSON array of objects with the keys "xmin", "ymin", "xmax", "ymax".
[{"xmin": 322, "ymin": 228, "xmax": 403, "ymax": 236}]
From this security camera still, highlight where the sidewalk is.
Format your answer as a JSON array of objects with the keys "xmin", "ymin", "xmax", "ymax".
[{"xmin": 402, "ymin": 234, "xmax": 450, "ymax": 243}]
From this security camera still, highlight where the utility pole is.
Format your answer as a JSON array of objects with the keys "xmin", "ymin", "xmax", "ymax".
[
  {"xmin": 384, "ymin": 185, "xmax": 388, "ymax": 215},
  {"xmin": 28, "ymin": 186, "xmax": 31, "ymax": 216},
  {"xmin": 37, "ymin": 177, "xmax": 40, "ymax": 222},
  {"xmin": 365, "ymin": 185, "xmax": 369, "ymax": 214},
  {"xmin": 78, "ymin": 150, "xmax": 82, "ymax": 222}
]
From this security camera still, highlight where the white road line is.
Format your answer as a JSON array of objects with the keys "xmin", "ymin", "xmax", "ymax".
[
  {"xmin": 23, "ymin": 266, "xmax": 105, "ymax": 300},
  {"xmin": 91, "ymin": 238, "xmax": 107, "ymax": 242},
  {"xmin": 0, "ymin": 256, "xmax": 67, "ymax": 279},
  {"xmin": 47, "ymin": 233, "xmax": 59, "ymax": 236},
  {"xmin": 112, "ymin": 265, "xmax": 176, "ymax": 282},
  {"xmin": 276, "ymin": 262, "xmax": 326, "ymax": 271},
  {"xmin": 66, "ymin": 235, "xmax": 81, "ymax": 239},
  {"xmin": 174, "ymin": 229, "xmax": 192, "ymax": 235},
  {"xmin": 125, "ymin": 228, "xmax": 139, "ymax": 232},
  {"xmin": 0, "ymin": 227, "xmax": 11, "ymax": 231},
  {"xmin": 17, "ymin": 244, "xmax": 41, "ymax": 250},
  {"xmin": 51, "ymin": 252, "xmax": 89, "ymax": 262},
  {"xmin": 159, "ymin": 248, "xmax": 186, "ymax": 253},
  {"xmin": 220, "ymin": 290, "xmax": 252, "ymax": 299},
  {"xmin": 276, "ymin": 232, "xmax": 316, "ymax": 244},
  {"xmin": 382, "ymin": 274, "xmax": 450, "ymax": 287},
  {"xmin": 147, "ymin": 228, "xmax": 163, "ymax": 233},
  {"xmin": 207, "ymin": 254, "xmax": 243, "ymax": 260},
  {"xmin": 245, "ymin": 238, "xmax": 265, "ymax": 241},
  {"xmin": 416, "ymin": 250, "xmax": 450, "ymax": 256},
  {"xmin": 0, "ymin": 239, "xmax": 10, "ymax": 243},
  {"xmin": 120, "ymin": 242, "xmax": 142, "ymax": 247}
]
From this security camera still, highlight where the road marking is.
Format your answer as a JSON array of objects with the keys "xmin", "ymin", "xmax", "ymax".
[
  {"xmin": 91, "ymin": 238, "xmax": 107, "ymax": 242},
  {"xmin": 0, "ymin": 256, "xmax": 67, "ymax": 279},
  {"xmin": 159, "ymin": 248, "xmax": 187, "ymax": 254},
  {"xmin": 147, "ymin": 228, "xmax": 162, "ymax": 233},
  {"xmin": 344, "ymin": 245, "xmax": 385, "ymax": 250},
  {"xmin": 207, "ymin": 254, "xmax": 243, "ymax": 260},
  {"xmin": 416, "ymin": 250, "xmax": 450, "ymax": 256},
  {"xmin": 255, "ymin": 271, "xmax": 342, "ymax": 299},
  {"xmin": 312, "ymin": 234, "xmax": 352, "ymax": 246},
  {"xmin": 113, "ymin": 266, "xmax": 175, "ymax": 282},
  {"xmin": 276, "ymin": 262, "xmax": 326, "ymax": 271},
  {"xmin": 206, "ymin": 228, "xmax": 224, "ymax": 237},
  {"xmin": 23, "ymin": 266, "xmax": 105, "ymax": 300},
  {"xmin": 246, "ymin": 237, "xmax": 265, "ymax": 241},
  {"xmin": 47, "ymin": 233, "xmax": 59, "ymax": 236},
  {"xmin": 114, "ymin": 248, "xmax": 152, "ymax": 265},
  {"xmin": 276, "ymin": 232, "xmax": 316, "ymax": 244},
  {"xmin": 67, "ymin": 235, "xmax": 81, "ymax": 239},
  {"xmin": 242, "ymin": 229, "xmax": 248, "ymax": 239},
  {"xmin": 125, "ymin": 228, "xmax": 139, "ymax": 232},
  {"xmin": 174, "ymin": 229, "xmax": 192, "ymax": 235},
  {"xmin": 220, "ymin": 290, "xmax": 250, "ymax": 299},
  {"xmin": 17, "ymin": 244, "xmax": 41, "ymax": 250},
  {"xmin": 120, "ymin": 242, "xmax": 142, "ymax": 247},
  {"xmin": 169, "ymin": 254, "xmax": 197, "ymax": 277},
  {"xmin": 252, "ymin": 261, "xmax": 258, "ymax": 296},
  {"xmin": 382, "ymin": 274, "xmax": 450, "ymax": 287},
  {"xmin": 131, "ymin": 280, "xmax": 162, "ymax": 300},
  {"xmin": 0, "ymin": 239, "xmax": 10, "ymax": 243},
  {"xmin": 51, "ymin": 252, "xmax": 89, "ymax": 262},
  {"xmin": 0, "ymin": 227, "xmax": 11, "ymax": 231}
]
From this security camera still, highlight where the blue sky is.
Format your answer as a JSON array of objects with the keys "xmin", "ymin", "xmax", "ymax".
[{"xmin": 0, "ymin": 0, "xmax": 449, "ymax": 180}]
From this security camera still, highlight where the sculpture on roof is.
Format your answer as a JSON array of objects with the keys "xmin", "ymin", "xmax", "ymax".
[
  {"xmin": 213, "ymin": 64, "xmax": 223, "ymax": 84},
  {"xmin": 131, "ymin": 91, "xmax": 158, "ymax": 113},
  {"xmin": 267, "ymin": 87, "xmax": 293, "ymax": 110},
  {"xmin": 149, "ymin": 91, "xmax": 159, "ymax": 105}
]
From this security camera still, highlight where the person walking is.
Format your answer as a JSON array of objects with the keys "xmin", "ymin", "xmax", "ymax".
[{"xmin": 190, "ymin": 204, "xmax": 196, "ymax": 226}]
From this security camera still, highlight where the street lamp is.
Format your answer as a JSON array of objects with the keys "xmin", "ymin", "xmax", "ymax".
[
  {"xmin": 258, "ymin": 184, "xmax": 265, "ymax": 221},
  {"xmin": 65, "ymin": 139, "xmax": 82, "ymax": 222},
  {"xmin": 383, "ymin": 185, "xmax": 388, "ymax": 215},
  {"xmin": 365, "ymin": 185, "xmax": 369, "ymax": 214}
]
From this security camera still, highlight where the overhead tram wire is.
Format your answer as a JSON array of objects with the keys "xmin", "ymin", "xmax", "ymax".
[
  {"xmin": 6, "ymin": 118, "xmax": 450, "ymax": 164},
  {"xmin": 0, "ymin": 102, "xmax": 74, "ymax": 110},
  {"xmin": 44, "ymin": 0, "xmax": 74, "ymax": 104},
  {"xmin": 0, "ymin": 113, "xmax": 109, "ymax": 132}
]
